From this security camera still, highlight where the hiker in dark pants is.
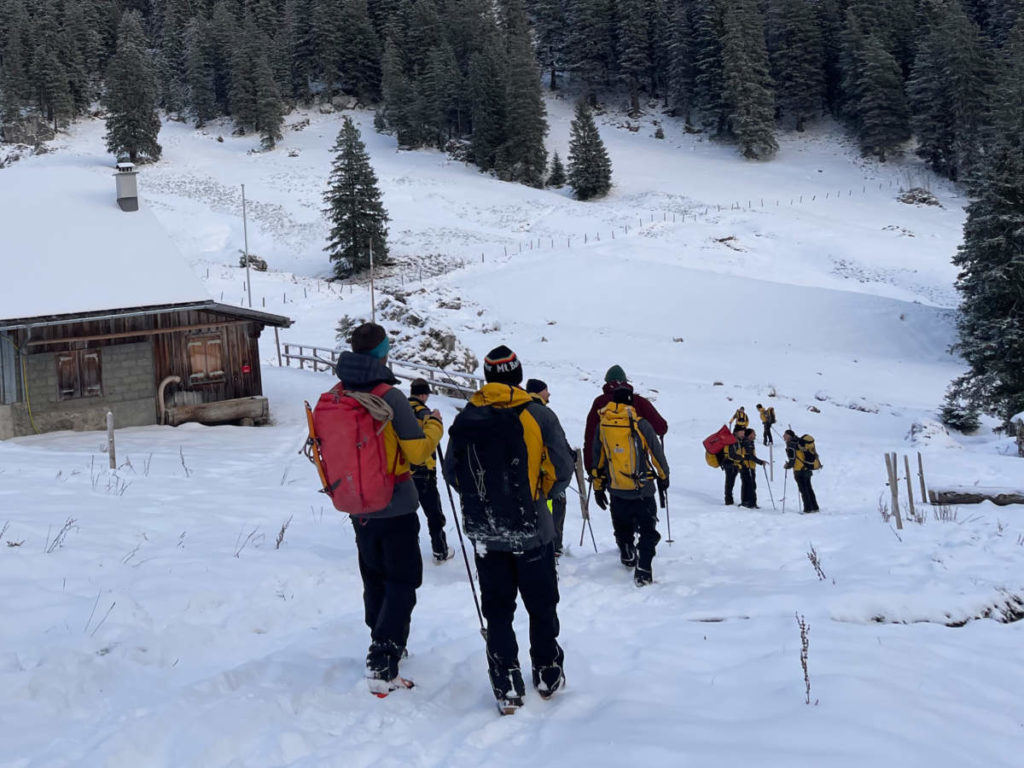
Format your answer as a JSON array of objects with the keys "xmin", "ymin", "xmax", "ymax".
[
  {"xmin": 334, "ymin": 323, "xmax": 443, "ymax": 695},
  {"xmin": 592, "ymin": 388, "xmax": 670, "ymax": 587},
  {"xmin": 444, "ymin": 346, "xmax": 574, "ymax": 713},
  {"xmin": 407, "ymin": 378, "xmax": 452, "ymax": 563},
  {"xmin": 757, "ymin": 404, "xmax": 775, "ymax": 446},
  {"xmin": 526, "ymin": 378, "xmax": 569, "ymax": 556},
  {"xmin": 738, "ymin": 428, "xmax": 767, "ymax": 509},
  {"xmin": 784, "ymin": 429, "xmax": 820, "ymax": 513},
  {"xmin": 722, "ymin": 425, "xmax": 744, "ymax": 505}
]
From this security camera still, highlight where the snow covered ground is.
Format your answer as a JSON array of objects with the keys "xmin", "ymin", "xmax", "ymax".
[{"xmin": 2, "ymin": 97, "xmax": 1023, "ymax": 767}]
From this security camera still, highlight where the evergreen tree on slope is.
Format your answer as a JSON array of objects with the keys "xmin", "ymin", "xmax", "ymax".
[
  {"xmin": 323, "ymin": 116, "xmax": 390, "ymax": 277},
  {"xmin": 567, "ymin": 100, "xmax": 611, "ymax": 200},
  {"xmin": 944, "ymin": 18, "xmax": 1024, "ymax": 424},
  {"xmin": 721, "ymin": 0, "xmax": 777, "ymax": 159},
  {"xmin": 103, "ymin": 10, "xmax": 162, "ymax": 162}
]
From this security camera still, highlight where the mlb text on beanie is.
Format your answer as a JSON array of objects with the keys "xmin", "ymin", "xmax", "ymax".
[{"xmin": 483, "ymin": 345, "xmax": 523, "ymax": 385}]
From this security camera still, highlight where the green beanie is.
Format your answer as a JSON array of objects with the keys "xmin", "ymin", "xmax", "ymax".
[{"xmin": 604, "ymin": 364, "xmax": 627, "ymax": 383}]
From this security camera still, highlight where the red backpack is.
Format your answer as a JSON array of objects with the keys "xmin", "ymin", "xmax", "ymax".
[
  {"xmin": 303, "ymin": 382, "xmax": 399, "ymax": 515},
  {"xmin": 703, "ymin": 424, "xmax": 737, "ymax": 455}
]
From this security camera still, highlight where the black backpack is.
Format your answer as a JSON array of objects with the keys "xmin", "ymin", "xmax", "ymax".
[{"xmin": 447, "ymin": 403, "xmax": 538, "ymax": 551}]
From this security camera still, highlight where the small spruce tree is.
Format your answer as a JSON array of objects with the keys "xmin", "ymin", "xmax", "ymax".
[
  {"xmin": 547, "ymin": 151, "xmax": 566, "ymax": 187},
  {"xmin": 567, "ymin": 100, "xmax": 612, "ymax": 200},
  {"xmin": 323, "ymin": 116, "xmax": 390, "ymax": 277},
  {"xmin": 103, "ymin": 11, "xmax": 162, "ymax": 162}
]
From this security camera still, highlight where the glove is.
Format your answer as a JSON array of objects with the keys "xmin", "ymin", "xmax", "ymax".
[
  {"xmin": 656, "ymin": 477, "xmax": 669, "ymax": 493},
  {"xmin": 784, "ymin": 461, "xmax": 794, "ymax": 470},
  {"xmin": 595, "ymin": 488, "xmax": 608, "ymax": 510}
]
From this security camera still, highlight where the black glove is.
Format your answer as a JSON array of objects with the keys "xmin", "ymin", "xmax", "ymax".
[
  {"xmin": 595, "ymin": 488, "xmax": 608, "ymax": 510},
  {"xmin": 656, "ymin": 477, "xmax": 669, "ymax": 492},
  {"xmin": 784, "ymin": 461, "xmax": 794, "ymax": 470}
]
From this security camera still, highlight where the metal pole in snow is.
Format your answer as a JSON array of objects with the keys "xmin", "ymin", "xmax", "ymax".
[
  {"xmin": 241, "ymin": 184, "xmax": 252, "ymax": 308},
  {"xmin": 106, "ymin": 411, "xmax": 116, "ymax": 469},
  {"xmin": 369, "ymin": 239, "xmax": 376, "ymax": 325}
]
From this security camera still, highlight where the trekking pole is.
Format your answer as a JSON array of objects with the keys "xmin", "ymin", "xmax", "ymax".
[
  {"xmin": 761, "ymin": 463, "xmax": 776, "ymax": 511},
  {"xmin": 437, "ymin": 448, "xmax": 486, "ymax": 640},
  {"xmin": 782, "ymin": 467, "xmax": 789, "ymax": 514},
  {"xmin": 662, "ymin": 489, "xmax": 673, "ymax": 544}
]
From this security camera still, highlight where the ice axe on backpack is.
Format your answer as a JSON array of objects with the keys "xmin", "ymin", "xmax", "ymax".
[{"xmin": 437, "ymin": 447, "xmax": 487, "ymax": 641}]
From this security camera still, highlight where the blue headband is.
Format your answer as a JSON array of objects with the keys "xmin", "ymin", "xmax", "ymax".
[{"xmin": 368, "ymin": 337, "xmax": 390, "ymax": 359}]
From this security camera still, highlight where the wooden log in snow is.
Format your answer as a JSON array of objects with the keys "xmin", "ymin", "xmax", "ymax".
[{"xmin": 927, "ymin": 489, "xmax": 1024, "ymax": 507}]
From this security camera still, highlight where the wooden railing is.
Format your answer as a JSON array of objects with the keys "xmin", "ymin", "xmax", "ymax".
[{"xmin": 281, "ymin": 343, "xmax": 484, "ymax": 398}]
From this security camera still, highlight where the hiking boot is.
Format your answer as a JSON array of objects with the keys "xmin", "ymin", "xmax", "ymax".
[
  {"xmin": 366, "ymin": 640, "xmax": 402, "ymax": 683},
  {"xmin": 432, "ymin": 545, "xmax": 454, "ymax": 563},
  {"xmin": 634, "ymin": 567, "xmax": 653, "ymax": 587},
  {"xmin": 725, "ymin": 499, "xmax": 734, "ymax": 506},
  {"xmin": 619, "ymin": 542, "xmax": 637, "ymax": 568},
  {"xmin": 531, "ymin": 643, "xmax": 565, "ymax": 699}
]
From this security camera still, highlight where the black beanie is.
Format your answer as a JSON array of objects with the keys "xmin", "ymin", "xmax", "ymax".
[
  {"xmin": 410, "ymin": 378, "xmax": 431, "ymax": 396},
  {"xmin": 525, "ymin": 378, "xmax": 547, "ymax": 394},
  {"xmin": 483, "ymin": 345, "xmax": 523, "ymax": 385},
  {"xmin": 350, "ymin": 322, "xmax": 389, "ymax": 357}
]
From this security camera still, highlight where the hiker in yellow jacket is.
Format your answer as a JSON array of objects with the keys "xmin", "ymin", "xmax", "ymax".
[
  {"xmin": 756, "ymin": 404, "xmax": 776, "ymax": 446},
  {"xmin": 729, "ymin": 406, "xmax": 749, "ymax": 431},
  {"xmin": 737, "ymin": 428, "xmax": 767, "ymax": 509},
  {"xmin": 408, "ymin": 379, "xmax": 452, "ymax": 563},
  {"xmin": 591, "ymin": 388, "xmax": 670, "ymax": 587}
]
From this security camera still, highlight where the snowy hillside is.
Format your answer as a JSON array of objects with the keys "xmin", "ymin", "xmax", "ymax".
[{"xmin": 2, "ymin": 99, "xmax": 1023, "ymax": 767}]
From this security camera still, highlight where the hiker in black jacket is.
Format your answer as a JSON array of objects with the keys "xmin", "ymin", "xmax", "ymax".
[
  {"xmin": 407, "ymin": 378, "xmax": 452, "ymax": 563},
  {"xmin": 443, "ymin": 346, "xmax": 574, "ymax": 714},
  {"xmin": 738, "ymin": 428, "xmax": 767, "ymax": 509},
  {"xmin": 526, "ymin": 378, "xmax": 569, "ymax": 556},
  {"xmin": 722, "ymin": 425, "xmax": 744, "ymax": 505}
]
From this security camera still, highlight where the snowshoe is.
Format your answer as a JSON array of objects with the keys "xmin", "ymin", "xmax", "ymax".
[
  {"xmin": 634, "ymin": 567, "xmax": 653, "ymax": 587},
  {"xmin": 619, "ymin": 543, "xmax": 637, "ymax": 568}
]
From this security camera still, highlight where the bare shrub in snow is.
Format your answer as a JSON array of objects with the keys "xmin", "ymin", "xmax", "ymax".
[
  {"xmin": 806, "ymin": 545, "xmax": 827, "ymax": 581},
  {"xmin": 45, "ymin": 518, "xmax": 77, "ymax": 553},
  {"xmin": 276, "ymin": 516, "xmax": 292, "ymax": 550},
  {"xmin": 796, "ymin": 613, "xmax": 813, "ymax": 705}
]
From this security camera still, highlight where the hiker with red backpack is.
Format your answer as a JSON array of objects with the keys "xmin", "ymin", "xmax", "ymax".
[
  {"xmin": 583, "ymin": 364, "xmax": 667, "ymax": 477},
  {"xmin": 443, "ymin": 346, "xmax": 574, "ymax": 715},
  {"xmin": 723, "ymin": 425, "xmax": 745, "ymax": 505},
  {"xmin": 738, "ymin": 427, "xmax": 768, "ymax": 509},
  {"xmin": 329, "ymin": 323, "xmax": 443, "ymax": 696},
  {"xmin": 407, "ymin": 378, "xmax": 453, "ymax": 563},
  {"xmin": 591, "ymin": 388, "xmax": 670, "ymax": 587}
]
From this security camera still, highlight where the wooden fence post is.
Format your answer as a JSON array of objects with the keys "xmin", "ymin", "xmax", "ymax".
[
  {"xmin": 917, "ymin": 452, "xmax": 928, "ymax": 505},
  {"xmin": 884, "ymin": 453, "xmax": 903, "ymax": 529},
  {"xmin": 106, "ymin": 411, "xmax": 116, "ymax": 469},
  {"xmin": 903, "ymin": 454, "xmax": 916, "ymax": 521}
]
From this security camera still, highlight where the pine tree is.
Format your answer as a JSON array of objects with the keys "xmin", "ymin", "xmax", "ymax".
[
  {"xmin": 944, "ymin": 17, "xmax": 1024, "ymax": 423},
  {"xmin": 617, "ymin": 0, "xmax": 651, "ymax": 115},
  {"xmin": 468, "ymin": 43, "xmax": 507, "ymax": 171},
  {"xmin": 907, "ymin": 4, "xmax": 990, "ymax": 181},
  {"xmin": 721, "ymin": 0, "xmax": 777, "ymax": 159},
  {"xmin": 498, "ymin": 0, "xmax": 548, "ymax": 186},
  {"xmin": 768, "ymin": 0, "xmax": 824, "ymax": 131},
  {"xmin": 229, "ymin": 14, "xmax": 284, "ymax": 147},
  {"xmin": 567, "ymin": 100, "xmax": 612, "ymax": 200},
  {"xmin": 337, "ymin": 0, "xmax": 382, "ymax": 99},
  {"xmin": 185, "ymin": 16, "xmax": 218, "ymax": 126},
  {"xmin": 0, "ymin": 0, "xmax": 33, "ymax": 119},
  {"xmin": 323, "ymin": 116, "xmax": 390, "ymax": 277},
  {"xmin": 380, "ymin": 39, "xmax": 423, "ymax": 147},
  {"xmin": 691, "ymin": 0, "xmax": 728, "ymax": 134},
  {"xmin": 547, "ymin": 150, "xmax": 566, "ymax": 186},
  {"xmin": 528, "ymin": 0, "xmax": 567, "ymax": 89},
  {"xmin": 103, "ymin": 11, "xmax": 162, "ymax": 163},
  {"xmin": 565, "ymin": 0, "xmax": 615, "ymax": 101},
  {"xmin": 666, "ymin": 0, "xmax": 695, "ymax": 122},
  {"xmin": 852, "ymin": 33, "xmax": 910, "ymax": 160},
  {"xmin": 156, "ymin": 0, "xmax": 190, "ymax": 117}
]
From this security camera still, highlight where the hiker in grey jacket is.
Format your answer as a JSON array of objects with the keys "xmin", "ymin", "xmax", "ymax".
[{"xmin": 334, "ymin": 322, "xmax": 442, "ymax": 695}]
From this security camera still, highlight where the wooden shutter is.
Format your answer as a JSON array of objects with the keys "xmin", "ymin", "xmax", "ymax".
[
  {"xmin": 57, "ymin": 352, "xmax": 79, "ymax": 400},
  {"xmin": 188, "ymin": 334, "xmax": 226, "ymax": 384},
  {"xmin": 80, "ymin": 351, "xmax": 102, "ymax": 397}
]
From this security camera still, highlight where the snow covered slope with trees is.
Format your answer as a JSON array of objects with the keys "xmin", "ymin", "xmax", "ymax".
[{"xmin": 1, "ymin": 99, "xmax": 1023, "ymax": 767}]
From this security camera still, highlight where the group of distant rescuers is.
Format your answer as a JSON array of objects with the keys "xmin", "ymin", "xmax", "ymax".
[{"xmin": 316, "ymin": 322, "xmax": 823, "ymax": 714}]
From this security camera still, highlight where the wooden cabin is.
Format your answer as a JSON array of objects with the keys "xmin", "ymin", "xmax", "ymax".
[{"xmin": 0, "ymin": 162, "xmax": 291, "ymax": 440}]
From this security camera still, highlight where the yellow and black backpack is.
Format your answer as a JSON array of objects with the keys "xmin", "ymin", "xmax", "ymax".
[
  {"xmin": 795, "ymin": 434, "xmax": 822, "ymax": 470},
  {"xmin": 596, "ymin": 403, "xmax": 665, "ymax": 490}
]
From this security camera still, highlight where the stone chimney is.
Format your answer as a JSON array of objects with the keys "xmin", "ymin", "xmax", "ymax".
[{"xmin": 114, "ymin": 162, "xmax": 138, "ymax": 212}]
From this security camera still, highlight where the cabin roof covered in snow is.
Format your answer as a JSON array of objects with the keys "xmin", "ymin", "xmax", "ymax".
[{"xmin": 0, "ymin": 161, "xmax": 212, "ymax": 323}]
